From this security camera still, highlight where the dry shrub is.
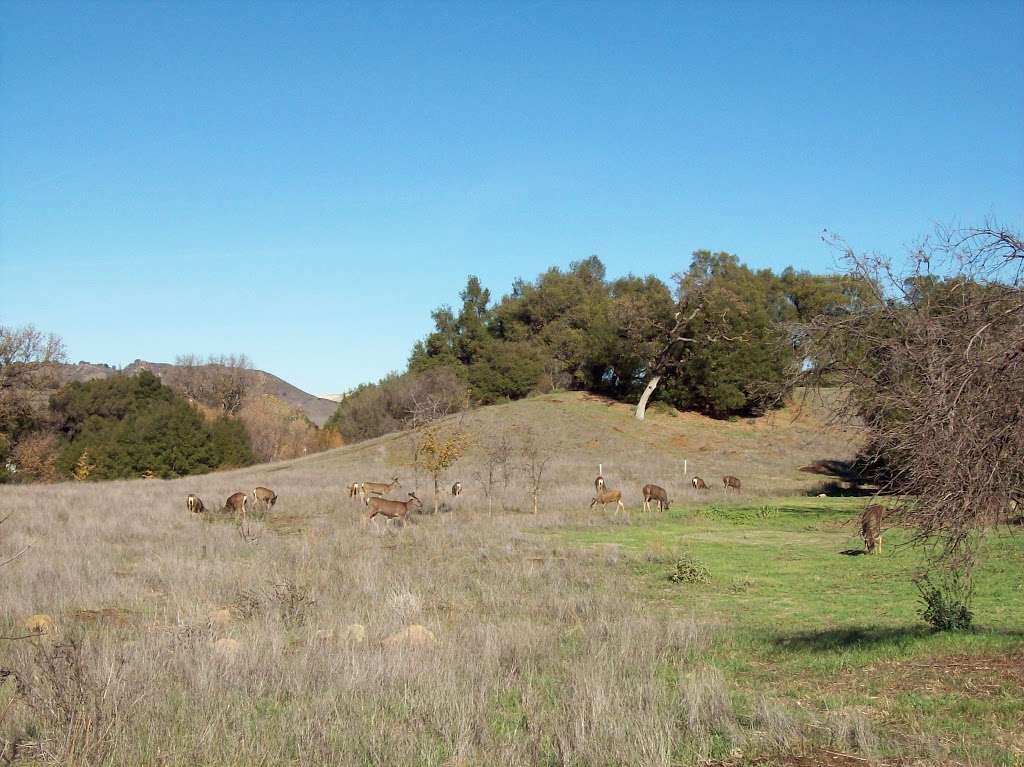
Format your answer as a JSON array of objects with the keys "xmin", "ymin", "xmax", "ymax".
[
  {"xmin": 239, "ymin": 394, "xmax": 338, "ymax": 462},
  {"xmin": 8, "ymin": 638, "xmax": 124, "ymax": 765},
  {"xmin": 11, "ymin": 434, "xmax": 59, "ymax": 483}
]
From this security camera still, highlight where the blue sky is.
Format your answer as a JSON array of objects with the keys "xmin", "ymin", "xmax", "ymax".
[{"xmin": 2, "ymin": 0, "xmax": 1022, "ymax": 395}]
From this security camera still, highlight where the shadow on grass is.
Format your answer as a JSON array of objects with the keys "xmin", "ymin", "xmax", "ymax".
[
  {"xmin": 773, "ymin": 625, "xmax": 1024, "ymax": 653},
  {"xmin": 773, "ymin": 625, "xmax": 933, "ymax": 652},
  {"xmin": 838, "ymin": 548, "xmax": 868, "ymax": 556}
]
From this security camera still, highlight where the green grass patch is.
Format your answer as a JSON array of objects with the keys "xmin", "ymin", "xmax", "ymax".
[{"xmin": 553, "ymin": 496, "xmax": 1024, "ymax": 764}]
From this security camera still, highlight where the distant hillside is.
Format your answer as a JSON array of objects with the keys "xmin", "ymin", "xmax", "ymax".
[{"xmin": 54, "ymin": 360, "xmax": 340, "ymax": 427}]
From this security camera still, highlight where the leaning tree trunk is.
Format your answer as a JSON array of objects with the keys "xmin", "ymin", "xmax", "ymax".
[
  {"xmin": 433, "ymin": 477, "xmax": 440, "ymax": 515},
  {"xmin": 634, "ymin": 375, "xmax": 662, "ymax": 420}
]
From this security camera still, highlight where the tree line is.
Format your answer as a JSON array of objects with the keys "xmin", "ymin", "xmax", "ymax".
[
  {"xmin": 0, "ymin": 344, "xmax": 340, "ymax": 483},
  {"xmin": 329, "ymin": 251, "xmax": 872, "ymax": 441}
]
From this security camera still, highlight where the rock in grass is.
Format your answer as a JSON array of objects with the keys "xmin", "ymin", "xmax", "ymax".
[
  {"xmin": 383, "ymin": 624, "xmax": 436, "ymax": 647},
  {"xmin": 212, "ymin": 637, "xmax": 242, "ymax": 661},
  {"xmin": 23, "ymin": 613, "xmax": 55, "ymax": 636}
]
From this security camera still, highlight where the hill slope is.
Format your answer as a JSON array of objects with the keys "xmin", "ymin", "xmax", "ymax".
[{"xmin": 231, "ymin": 388, "xmax": 862, "ymax": 505}]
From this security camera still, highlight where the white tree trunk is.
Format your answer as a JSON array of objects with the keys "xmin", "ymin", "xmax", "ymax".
[{"xmin": 634, "ymin": 375, "xmax": 661, "ymax": 420}]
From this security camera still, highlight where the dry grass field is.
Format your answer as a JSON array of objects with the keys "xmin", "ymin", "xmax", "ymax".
[{"xmin": 2, "ymin": 391, "xmax": 1021, "ymax": 765}]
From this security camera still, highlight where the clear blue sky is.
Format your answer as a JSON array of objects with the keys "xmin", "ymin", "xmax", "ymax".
[{"xmin": 2, "ymin": 0, "xmax": 1022, "ymax": 395}]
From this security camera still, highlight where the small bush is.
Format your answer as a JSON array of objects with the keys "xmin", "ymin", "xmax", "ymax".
[
  {"xmin": 669, "ymin": 553, "xmax": 711, "ymax": 584},
  {"xmin": 914, "ymin": 570, "xmax": 974, "ymax": 631}
]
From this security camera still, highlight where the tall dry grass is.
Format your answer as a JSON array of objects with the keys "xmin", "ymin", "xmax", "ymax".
[{"xmin": 0, "ymin": 390, "xmax": 860, "ymax": 765}]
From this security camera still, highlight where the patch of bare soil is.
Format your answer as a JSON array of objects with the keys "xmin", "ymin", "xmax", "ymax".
[
  {"xmin": 707, "ymin": 749, "xmax": 911, "ymax": 766},
  {"xmin": 73, "ymin": 607, "xmax": 133, "ymax": 626},
  {"xmin": 866, "ymin": 652, "xmax": 1024, "ymax": 697}
]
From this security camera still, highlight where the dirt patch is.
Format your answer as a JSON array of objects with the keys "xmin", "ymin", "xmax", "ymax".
[
  {"xmin": 865, "ymin": 652, "xmax": 1024, "ymax": 697},
  {"xmin": 74, "ymin": 607, "xmax": 133, "ymax": 626},
  {"xmin": 709, "ymin": 749, "xmax": 908, "ymax": 766}
]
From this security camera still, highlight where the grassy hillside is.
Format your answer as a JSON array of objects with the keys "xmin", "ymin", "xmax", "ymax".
[
  {"xmin": 273, "ymin": 387, "xmax": 862, "ymax": 507},
  {"xmin": 4, "ymin": 391, "xmax": 1018, "ymax": 765}
]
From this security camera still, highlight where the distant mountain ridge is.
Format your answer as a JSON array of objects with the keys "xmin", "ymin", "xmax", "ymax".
[{"xmin": 53, "ymin": 360, "xmax": 340, "ymax": 427}]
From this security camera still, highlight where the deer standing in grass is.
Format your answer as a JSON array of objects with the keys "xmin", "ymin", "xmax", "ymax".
[
  {"xmin": 861, "ymin": 504, "xmax": 887, "ymax": 554},
  {"xmin": 252, "ymin": 486, "xmax": 277, "ymax": 510},
  {"xmin": 186, "ymin": 494, "xmax": 206, "ymax": 514},
  {"xmin": 451, "ymin": 482, "xmax": 463, "ymax": 496},
  {"xmin": 365, "ymin": 493, "xmax": 423, "ymax": 526},
  {"xmin": 642, "ymin": 484, "xmax": 670, "ymax": 512},
  {"xmin": 722, "ymin": 475, "xmax": 741, "ymax": 493},
  {"xmin": 590, "ymin": 488, "xmax": 625, "ymax": 514},
  {"xmin": 224, "ymin": 492, "xmax": 248, "ymax": 516},
  {"xmin": 691, "ymin": 477, "xmax": 708, "ymax": 491},
  {"xmin": 360, "ymin": 477, "xmax": 400, "ymax": 501}
]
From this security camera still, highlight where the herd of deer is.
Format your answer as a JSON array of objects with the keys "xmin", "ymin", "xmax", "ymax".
[
  {"xmin": 185, "ymin": 486, "xmax": 278, "ymax": 518},
  {"xmin": 183, "ymin": 473, "xmax": 891, "ymax": 554},
  {"xmin": 589, "ymin": 472, "xmax": 743, "ymax": 514}
]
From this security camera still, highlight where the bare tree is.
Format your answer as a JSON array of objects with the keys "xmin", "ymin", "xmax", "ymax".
[
  {"xmin": 518, "ymin": 427, "xmax": 551, "ymax": 514},
  {"xmin": 0, "ymin": 324, "xmax": 66, "ymax": 440},
  {"xmin": 805, "ymin": 224, "xmax": 1024, "ymax": 563},
  {"xmin": 474, "ymin": 428, "xmax": 514, "ymax": 514},
  {"xmin": 169, "ymin": 353, "xmax": 253, "ymax": 415}
]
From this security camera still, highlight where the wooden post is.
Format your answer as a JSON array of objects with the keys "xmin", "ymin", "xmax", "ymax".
[{"xmin": 683, "ymin": 459, "xmax": 687, "ymax": 477}]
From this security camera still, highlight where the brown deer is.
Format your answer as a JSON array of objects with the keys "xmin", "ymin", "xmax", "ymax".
[
  {"xmin": 252, "ymin": 486, "xmax": 277, "ymax": 509},
  {"xmin": 451, "ymin": 481, "xmax": 463, "ymax": 496},
  {"xmin": 360, "ymin": 476, "xmax": 400, "ymax": 499},
  {"xmin": 861, "ymin": 504, "xmax": 887, "ymax": 554},
  {"xmin": 365, "ymin": 492, "xmax": 423, "ymax": 525},
  {"xmin": 348, "ymin": 482, "xmax": 362, "ymax": 499},
  {"xmin": 186, "ymin": 494, "xmax": 206, "ymax": 514},
  {"xmin": 642, "ymin": 484, "xmax": 670, "ymax": 512},
  {"xmin": 590, "ymin": 488, "xmax": 625, "ymax": 514},
  {"xmin": 594, "ymin": 474, "xmax": 606, "ymax": 494},
  {"xmin": 224, "ymin": 492, "xmax": 248, "ymax": 516},
  {"xmin": 691, "ymin": 477, "xmax": 708, "ymax": 491},
  {"xmin": 722, "ymin": 475, "xmax": 741, "ymax": 493}
]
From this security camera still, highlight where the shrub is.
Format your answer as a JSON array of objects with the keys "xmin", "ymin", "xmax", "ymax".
[
  {"xmin": 914, "ymin": 570, "xmax": 974, "ymax": 631},
  {"xmin": 11, "ymin": 433, "xmax": 60, "ymax": 482},
  {"xmin": 51, "ymin": 370, "xmax": 253, "ymax": 479},
  {"xmin": 669, "ymin": 553, "xmax": 711, "ymax": 584}
]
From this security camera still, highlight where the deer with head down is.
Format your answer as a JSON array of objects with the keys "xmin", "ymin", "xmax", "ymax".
[
  {"xmin": 691, "ymin": 477, "xmax": 708, "ymax": 491},
  {"xmin": 252, "ymin": 486, "xmax": 277, "ymax": 510},
  {"xmin": 186, "ymin": 494, "xmax": 206, "ymax": 514},
  {"xmin": 642, "ymin": 484, "xmax": 670, "ymax": 512},
  {"xmin": 365, "ymin": 492, "xmax": 423, "ymax": 525},
  {"xmin": 224, "ymin": 492, "xmax": 248, "ymax": 516},
  {"xmin": 722, "ymin": 475, "xmax": 741, "ymax": 493},
  {"xmin": 861, "ymin": 504, "xmax": 887, "ymax": 554}
]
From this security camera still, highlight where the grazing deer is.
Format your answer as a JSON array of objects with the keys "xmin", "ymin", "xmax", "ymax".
[
  {"xmin": 365, "ymin": 493, "xmax": 423, "ymax": 525},
  {"xmin": 252, "ymin": 486, "xmax": 277, "ymax": 510},
  {"xmin": 224, "ymin": 492, "xmax": 248, "ymax": 516},
  {"xmin": 642, "ymin": 484, "xmax": 670, "ymax": 512},
  {"xmin": 590, "ymin": 488, "xmax": 625, "ymax": 514},
  {"xmin": 360, "ymin": 476, "xmax": 400, "ymax": 499},
  {"xmin": 186, "ymin": 494, "xmax": 206, "ymax": 514},
  {"xmin": 722, "ymin": 475, "xmax": 742, "ymax": 493},
  {"xmin": 691, "ymin": 477, "xmax": 708, "ymax": 491},
  {"xmin": 451, "ymin": 481, "xmax": 463, "ymax": 496},
  {"xmin": 861, "ymin": 504, "xmax": 886, "ymax": 554}
]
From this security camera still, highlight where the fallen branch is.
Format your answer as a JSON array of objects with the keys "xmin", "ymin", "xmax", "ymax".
[{"xmin": 0, "ymin": 544, "xmax": 30, "ymax": 570}]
